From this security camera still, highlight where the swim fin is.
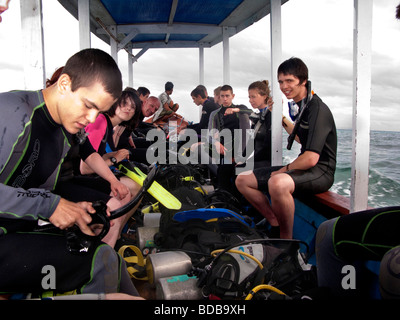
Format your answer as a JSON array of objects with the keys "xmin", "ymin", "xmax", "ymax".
[{"xmin": 118, "ymin": 163, "xmax": 182, "ymax": 210}]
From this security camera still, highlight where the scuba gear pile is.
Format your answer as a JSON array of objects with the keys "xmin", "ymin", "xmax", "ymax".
[
  {"xmin": 113, "ymin": 162, "xmax": 318, "ymax": 300},
  {"xmin": 154, "ymin": 214, "xmax": 260, "ymax": 266},
  {"xmin": 194, "ymin": 238, "xmax": 316, "ymax": 300}
]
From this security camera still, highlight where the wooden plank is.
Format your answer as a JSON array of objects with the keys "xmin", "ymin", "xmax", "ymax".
[{"xmin": 313, "ymin": 191, "xmax": 350, "ymax": 216}]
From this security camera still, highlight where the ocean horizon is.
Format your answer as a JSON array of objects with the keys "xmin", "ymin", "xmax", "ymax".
[{"xmin": 283, "ymin": 128, "xmax": 400, "ymax": 209}]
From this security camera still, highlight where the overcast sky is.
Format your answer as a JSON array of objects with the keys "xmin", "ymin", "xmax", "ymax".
[{"xmin": 1, "ymin": 0, "xmax": 400, "ymax": 131}]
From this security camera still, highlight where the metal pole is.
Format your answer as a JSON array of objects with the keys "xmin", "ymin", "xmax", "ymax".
[
  {"xmin": 20, "ymin": 0, "xmax": 46, "ymax": 89},
  {"xmin": 199, "ymin": 45, "xmax": 205, "ymax": 85},
  {"xmin": 222, "ymin": 26, "xmax": 230, "ymax": 85},
  {"xmin": 270, "ymin": 0, "xmax": 283, "ymax": 166},
  {"xmin": 78, "ymin": 0, "xmax": 91, "ymax": 50},
  {"xmin": 350, "ymin": 0, "xmax": 373, "ymax": 212}
]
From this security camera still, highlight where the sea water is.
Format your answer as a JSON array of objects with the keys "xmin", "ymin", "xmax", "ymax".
[{"xmin": 283, "ymin": 129, "xmax": 400, "ymax": 208}]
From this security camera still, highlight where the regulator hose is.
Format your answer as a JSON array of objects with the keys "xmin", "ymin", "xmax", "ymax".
[{"xmin": 35, "ymin": 164, "xmax": 158, "ymax": 254}]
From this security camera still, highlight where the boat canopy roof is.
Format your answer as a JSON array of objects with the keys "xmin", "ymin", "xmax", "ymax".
[{"xmin": 57, "ymin": 0, "xmax": 289, "ymax": 49}]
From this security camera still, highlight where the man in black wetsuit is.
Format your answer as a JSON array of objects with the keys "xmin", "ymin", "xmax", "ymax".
[
  {"xmin": 236, "ymin": 57, "xmax": 337, "ymax": 239},
  {"xmin": 0, "ymin": 49, "xmax": 141, "ymax": 299},
  {"xmin": 188, "ymin": 86, "xmax": 219, "ymax": 136}
]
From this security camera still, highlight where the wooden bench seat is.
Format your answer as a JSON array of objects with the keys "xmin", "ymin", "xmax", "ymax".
[{"xmin": 296, "ymin": 190, "xmax": 351, "ymax": 219}]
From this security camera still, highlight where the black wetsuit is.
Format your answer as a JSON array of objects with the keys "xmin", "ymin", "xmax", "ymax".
[
  {"xmin": 246, "ymin": 108, "xmax": 272, "ymax": 168},
  {"xmin": 54, "ymin": 114, "xmax": 114, "ymax": 203},
  {"xmin": 0, "ymin": 90, "xmax": 137, "ymax": 296},
  {"xmin": 254, "ymin": 94, "xmax": 337, "ymax": 195},
  {"xmin": 187, "ymin": 99, "xmax": 219, "ymax": 136},
  {"xmin": 208, "ymin": 104, "xmax": 251, "ymax": 194}
]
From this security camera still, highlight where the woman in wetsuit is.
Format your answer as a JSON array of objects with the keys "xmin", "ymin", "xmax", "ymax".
[
  {"xmin": 245, "ymin": 80, "xmax": 273, "ymax": 168},
  {"xmin": 55, "ymin": 90, "xmax": 142, "ymax": 248},
  {"xmin": 79, "ymin": 90, "xmax": 142, "ymax": 247}
]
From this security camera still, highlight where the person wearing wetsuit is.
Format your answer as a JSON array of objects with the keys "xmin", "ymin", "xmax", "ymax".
[
  {"xmin": 0, "ymin": 49, "xmax": 140, "ymax": 298},
  {"xmin": 207, "ymin": 85, "xmax": 251, "ymax": 194},
  {"xmin": 209, "ymin": 81, "xmax": 273, "ymax": 198},
  {"xmin": 236, "ymin": 57, "xmax": 337, "ymax": 239},
  {"xmin": 316, "ymin": 207, "xmax": 400, "ymax": 298},
  {"xmin": 115, "ymin": 96, "xmax": 161, "ymax": 165},
  {"xmin": 243, "ymin": 80, "xmax": 273, "ymax": 169},
  {"xmin": 188, "ymin": 86, "xmax": 219, "ymax": 137}
]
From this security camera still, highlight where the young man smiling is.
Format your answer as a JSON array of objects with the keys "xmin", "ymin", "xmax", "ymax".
[
  {"xmin": 0, "ymin": 48, "xmax": 141, "ymax": 298},
  {"xmin": 236, "ymin": 57, "xmax": 337, "ymax": 239}
]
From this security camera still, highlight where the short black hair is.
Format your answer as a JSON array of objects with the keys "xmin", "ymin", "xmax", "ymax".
[
  {"xmin": 62, "ymin": 48, "xmax": 122, "ymax": 100},
  {"xmin": 165, "ymin": 81, "xmax": 174, "ymax": 91},
  {"xmin": 137, "ymin": 86, "xmax": 150, "ymax": 96},
  {"xmin": 220, "ymin": 84, "xmax": 233, "ymax": 93},
  {"xmin": 277, "ymin": 57, "xmax": 308, "ymax": 85},
  {"xmin": 191, "ymin": 87, "xmax": 206, "ymax": 98}
]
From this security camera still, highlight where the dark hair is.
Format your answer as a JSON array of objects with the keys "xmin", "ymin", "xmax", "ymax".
[
  {"xmin": 397, "ymin": 4, "xmax": 400, "ymax": 19},
  {"xmin": 62, "ymin": 48, "xmax": 122, "ymax": 100},
  {"xmin": 196, "ymin": 84, "xmax": 207, "ymax": 95},
  {"xmin": 165, "ymin": 81, "xmax": 174, "ymax": 91},
  {"xmin": 248, "ymin": 80, "xmax": 271, "ymax": 104},
  {"xmin": 106, "ymin": 90, "xmax": 142, "ymax": 129},
  {"xmin": 124, "ymin": 86, "xmax": 138, "ymax": 94},
  {"xmin": 220, "ymin": 84, "xmax": 233, "ymax": 93},
  {"xmin": 277, "ymin": 57, "xmax": 308, "ymax": 85},
  {"xmin": 191, "ymin": 87, "xmax": 206, "ymax": 99},
  {"xmin": 46, "ymin": 67, "xmax": 64, "ymax": 88},
  {"xmin": 137, "ymin": 86, "xmax": 150, "ymax": 97}
]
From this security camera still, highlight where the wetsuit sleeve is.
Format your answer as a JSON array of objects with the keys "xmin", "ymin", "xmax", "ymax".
[
  {"xmin": 0, "ymin": 183, "xmax": 60, "ymax": 221},
  {"xmin": 237, "ymin": 105, "xmax": 253, "ymax": 115},
  {"xmin": 196, "ymin": 101, "xmax": 219, "ymax": 134},
  {"xmin": 0, "ymin": 91, "xmax": 61, "ymax": 222},
  {"xmin": 207, "ymin": 108, "xmax": 222, "ymax": 144}
]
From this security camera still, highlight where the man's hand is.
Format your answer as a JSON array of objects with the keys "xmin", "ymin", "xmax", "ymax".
[
  {"xmin": 49, "ymin": 198, "xmax": 96, "ymax": 236},
  {"xmin": 224, "ymin": 107, "xmax": 239, "ymax": 115}
]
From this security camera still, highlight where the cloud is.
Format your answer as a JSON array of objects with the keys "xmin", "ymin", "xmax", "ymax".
[{"xmin": 2, "ymin": 0, "xmax": 400, "ymax": 131}]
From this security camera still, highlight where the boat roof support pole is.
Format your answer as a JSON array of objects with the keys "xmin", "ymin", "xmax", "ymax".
[
  {"xmin": 199, "ymin": 45, "xmax": 205, "ymax": 85},
  {"xmin": 223, "ymin": 26, "xmax": 230, "ymax": 84},
  {"xmin": 127, "ymin": 44, "xmax": 133, "ymax": 87},
  {"xmin": 110, "ymin": 25, "xmax": 118, "ymax": 64},
  {"xmin": 350, "ymin": 0, "xmax": 373, "ymax": 213},
  {"xmin": 270, "ymin": 0, "xmax": 283, "ymax": 166},
  {"xmin": 20, "ymin": 0, "xmax": 46, "ymax": 89},
  {"xmin": 78, "ymin": 0, "xmax": 91, "ymax": 49}
]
